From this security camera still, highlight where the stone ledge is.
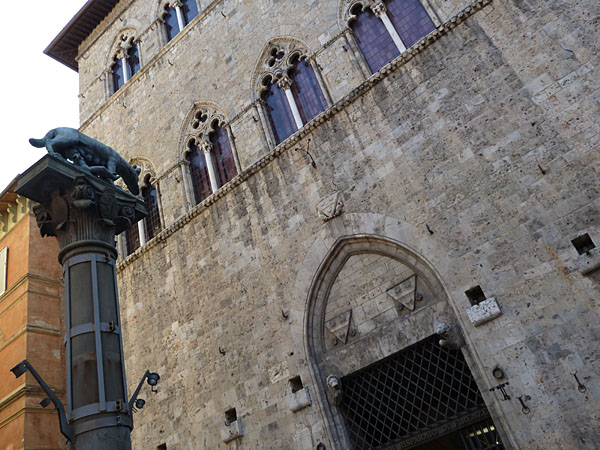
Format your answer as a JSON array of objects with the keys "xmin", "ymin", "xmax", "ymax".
[
  {"xmin": 287, "ymin": 387, "xmax": 312, "ymax": 412},
  {"xmin": 575, "ymin": 248, "xmax": 600, "ymax": 275},
  {"xmin": 220, "ymin": 419, "xmax": 244, "ymax": 443},
  {"xmin": 466, "ymin": 297, "xmax": 502, "ymax": 327}
]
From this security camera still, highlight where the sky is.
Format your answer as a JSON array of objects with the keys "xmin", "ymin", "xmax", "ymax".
[{"xmin": 0, "ymin": 1, "xmax": 86, "ymax": 190}]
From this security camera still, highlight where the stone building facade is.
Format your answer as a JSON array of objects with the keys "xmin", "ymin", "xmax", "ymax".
[
  {"xmin": 0, "ymin": 182, "xmax": 64, "ymax": 450},
  {"xmin": 46, "ymin": 0, "xmax": 599, "ymax": 448}
]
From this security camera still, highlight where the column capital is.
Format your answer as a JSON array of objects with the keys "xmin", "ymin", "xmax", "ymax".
[
  {"xmin": 277, "ymin": 76, "xmax": 293, "ymax": 91},
  {"xmin": 170, "ymin": 0, "xmax": 183, "ymax": 8},
  {"xmin": 371, "ymin": 1, "xmax": 387, "ymax": 17},
  {"xmin": 15, "ymin": 155, "xmax": 147, "ymax": 263}
]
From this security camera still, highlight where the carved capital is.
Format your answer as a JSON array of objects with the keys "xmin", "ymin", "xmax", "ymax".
[
  {"xmin": 170, "ymin": 0, "xmax": 183, "ymax": 8},
  {"xmin": 277, "ymin": 76, "xmax": 293, "ymax": 91},
  {"xmin": 435, "ymin": 322, "xmax": 465, "ymax": 350},
  {"xmin": 17, "ymin": 156, "xmax": 147, "ymax": 261},
  {"xmin": 199, "ymin": 138, "xmax": 213, "ymax": 154},
  {"xmin": 371, "ymin": 1, "xmax": 387, "ymax": 17},
  {"xmin": 326, "ymin": 374, "xmax": 344, "ymax": 406}
]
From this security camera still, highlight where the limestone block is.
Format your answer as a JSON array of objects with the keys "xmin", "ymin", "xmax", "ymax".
[
  {"xmin": 575, "ymin": 248, "xmax": 600, "ymax": 275},
  {"xmin": 287, "ymin": 387, "xmax": 312, "ymax": 413},
  {"xmin": 221, "ymin": 419, "xmax": 244, "ymax": 444},
  {"xmin": 466, "ymin": 298, "xmax": 502, "ymax": 327}
]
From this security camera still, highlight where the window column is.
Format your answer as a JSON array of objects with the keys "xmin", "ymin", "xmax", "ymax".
[
  {"xmin": 137, "ymin": 221, "xmax": 147, "ymax": 246},
  {"xmin": 371, "ymin": 2, "xmax": 407, "ymax": 54},
  {"xmin": 171, "ymin": 1, "xmax": 186, "ymax": 32},
  {"xmin": 200, "ymin": 140, "xmax": 220, "ymax": 193},
  {"xmin": 277, "ymin": 77, "xmax": 304, "ymax": 130}
]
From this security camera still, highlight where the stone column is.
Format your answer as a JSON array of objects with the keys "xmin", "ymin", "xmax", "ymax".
[
  {"xmin": 278, "ymin": 76, "xmax": 304, "ymax": 130},
  {"xmin": 200, "ymin": 139, "xmax": 220, "ymax": 193},
  {"xmin": 16, "ymin": 155, "xmax": 147, "ymax": 450},
  {"xmin": 171, "ymin": 1, "xmax": 186, "ymax": 32},
  {"xmin": 371, "ymin": 2, "xmax": 407, "ymax": 54}
]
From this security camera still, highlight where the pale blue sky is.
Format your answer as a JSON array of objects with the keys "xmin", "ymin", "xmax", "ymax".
[{"xmin": 0, "ymin": 1, "xmax": 86, "ymax": 190}]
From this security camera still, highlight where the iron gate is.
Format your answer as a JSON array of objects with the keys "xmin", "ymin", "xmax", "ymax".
[{"xmin": 339, "ymin": 335, "xmax": 504, "ymax": 450}]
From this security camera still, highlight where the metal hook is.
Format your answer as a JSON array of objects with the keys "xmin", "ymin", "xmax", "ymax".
[
  {"xmin": 282, "ymin": 310, "xmax": 289, "ymax": 319},
  {"xmin": 537, "ymin": 163, "xmax": 546, "ymax": 175},
  {"xmin": 571, "ymin": 371, "xmax": 587, "ymax": 393},
  {"xmin": 489, "ymin": 382, "xmax": 510, "ymax": 401},
  {"xmin": 426, "ymin": 224, "xmax": 434, "ymax": 235},
  {"xmin": 219, "ymin": 347, "xmax": 226, "ymax": 355},
  {"xmin": 517, "ymin": 396, "xmax": 530, "ymax": 414}
]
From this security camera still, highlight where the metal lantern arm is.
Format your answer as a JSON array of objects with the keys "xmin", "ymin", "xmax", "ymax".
[
  {"xmin": 10, "ymin": 359, "xmax": 74, "ymax": 442},
  {"xmin": 128, "ymin": 370, "xmax": 159, "ymax": 412}
]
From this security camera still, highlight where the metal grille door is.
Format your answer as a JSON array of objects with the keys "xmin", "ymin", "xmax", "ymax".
[{"xmin": 340, "ymin": 335, "xmax": 503, "ymax": 449}]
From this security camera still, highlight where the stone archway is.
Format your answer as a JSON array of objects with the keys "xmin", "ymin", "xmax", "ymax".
[{"xmin": 304, "ymin": 234, "xmax": 505, "ymax": 449}]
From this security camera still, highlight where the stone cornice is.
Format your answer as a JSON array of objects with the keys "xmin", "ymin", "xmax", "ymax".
[
  {"xmin": 116, "ymin": 0, "xmax": 492, "ymax": 272},
  {"xmin": 0, "ymin": 386, "xmax": 65, "ymax": 429},
  {"xmin": 0, "ymin": 196, "xmax": 35, "ymax": 241}
]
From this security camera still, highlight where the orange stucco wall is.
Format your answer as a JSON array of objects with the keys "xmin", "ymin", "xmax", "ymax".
[{"xmin": 0, "ymin": 213, "xmax": 64, "ymax": 450}]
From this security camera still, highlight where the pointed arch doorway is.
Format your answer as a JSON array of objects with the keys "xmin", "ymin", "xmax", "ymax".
[{"xmin": 304, "ymin": 235, "xmax": 506, "ymax": 450}]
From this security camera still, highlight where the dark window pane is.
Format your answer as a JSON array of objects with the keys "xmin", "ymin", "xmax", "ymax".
[
  {"xmin": 164, "ymin": 7, "xmax": 180, "ymax": 41},
  {"xmin": 386, "ymin": 0, "xmax": 435, "ymax": 48},
  {"xmin": 125, "ymin": 223, "xmax": 140, "ymax": 255},
  {"xmin": 186, "ymin": 143, "xmax": 213, "ymax": 204},
  {"xmin": 290, "ymin": 60, "xmax": 327, "ymax": 123},
  {"xmin": 210, "ymin": 126, "xmax": 238, "ymax": 188},
  {"xmin": 127, "ymin": 43, "xmax": 141, "ymax": 77},
  {"xmin": 262, "ymin": 83, "xmax": 297, "ymax": 144},
  {"xmin": 182, "ymin": 0, "xmax": 199, "ymax": 24},
  {"xmin": 111, "ymin": 58, "xmax": 124, "ymax": 93},
  {"xmin": 142, "ymin": 183, "xmax": 161, "ymax": 239},
  {"xmin": 351, "ymin": 6, "xmax": 399, "ymax": 73}
]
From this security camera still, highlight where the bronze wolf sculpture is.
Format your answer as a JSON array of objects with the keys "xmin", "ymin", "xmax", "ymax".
[{"xmin": 29, "ymin": 127, "xmax": 140, "ymax": 195}]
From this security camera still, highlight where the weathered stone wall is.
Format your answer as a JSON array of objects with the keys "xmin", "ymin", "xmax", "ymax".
[{"xmin": 72, "ymin": 0, "xmax": 600, "ymax": 448}]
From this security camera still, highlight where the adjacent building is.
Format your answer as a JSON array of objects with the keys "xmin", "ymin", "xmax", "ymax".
[
  {"xmin": 0, "ymin": 182, "xmax": 64, "ymax": 450},
  {"xmin": 45, "ymin": 0, "xmax": 600, "ymax": 448}
]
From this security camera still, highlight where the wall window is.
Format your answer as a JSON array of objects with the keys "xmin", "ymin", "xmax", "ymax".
[
  {"xmin": 256, "ymin": 43, "xmax": 329, "ymax": 145},
  {"xmin": 141, "ymin": 175, "xmax": 162, "ymax": 240},
  {"xmin": 348, "ymin": 0, "xmax": 435, "ymax": 73},
  {"xmin": 183, "ymin": 106, "xmax": 240, "ymax": 206},
  {"xmin": 125, "ymin": 224, "xmax": 141, "ymax": 255},
  {"xmin": 210, "ymin": 125, "xmax": 238, "ymax": 188},
  {"xmin": 162, "ymin": 0, "xmax": 199, "ymax": 42},
  {"xmin": 124, "ymin": 165, "xmax": 162, "ymax": 256},
  {"xmin": 186, "ymin": 138, "xmax": 213, "ymax": 204},
  {"xmin": 110, "ymin": 35, "xmax": 141, "ymax": 95}
]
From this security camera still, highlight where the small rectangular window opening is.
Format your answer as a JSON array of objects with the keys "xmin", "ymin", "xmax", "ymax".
[
  {"xmin": 225, "ymin": 408, "xmax": 237, "ymax": 426},
  {"xmin": 572, "ymin": 233, "xmax": 596, "ymax": 255},
  {"xmin": 289, "ymin": 375, "xmax": 304, "ymax": 393},
  {"xmin": 157, "ymin": 445, "xmax": 167, "ymax": 450},
  {"xmin": 465, "ymin": 286, "xmax": 487, "ymax": 306}
]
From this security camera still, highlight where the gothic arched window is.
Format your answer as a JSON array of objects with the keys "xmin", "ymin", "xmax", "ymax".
[
  {"xmin": 125, "ymin": 224, "xmax": 140, "ymax": 255},
  {"xmin": 209, "ymin": 123, "xmax": 238, "ymax": 188},
  {"xmin": 183, "ymin": 106, "xmax": 240, "ymax": 206},
  {"xmin": 163, "ymin": 0, "xmax": 199, "ymax": 42},
  {"xmin": 110, "ymin": 35, "xmax": 141, "ymax": 95},
  {"xmin": 261, "ymin": 77, "xmax": 297, "ymax": 145},
  {"xmin": 141, "ymin": 176, "xmax": 162, "ymax": 240},
  {"xmin": 289, "ymin": 56, "xmax": 329, "ymax": 125},
  {"xmin": 163, "ymin": 5, "xmax": 180, "ymax": 41},
  {"xmin": 186, "ymin": 138, "xmax": 213, "ymax": 204},
  {"xmin": 348, "ymin": 0, "xmax": 435, "ymax": 73},
  {"xmin": 256, "ymin": 43, "xmax": 329, "ymax": 145},
  {"xmin": 111, "ymin": 57, "xmax": 125, "ymax": 93}
]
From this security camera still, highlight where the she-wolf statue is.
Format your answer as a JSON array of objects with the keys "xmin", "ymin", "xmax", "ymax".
[{"xmin": 29, "ymin": 127, "xmax": 140, "ymax": 195}]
